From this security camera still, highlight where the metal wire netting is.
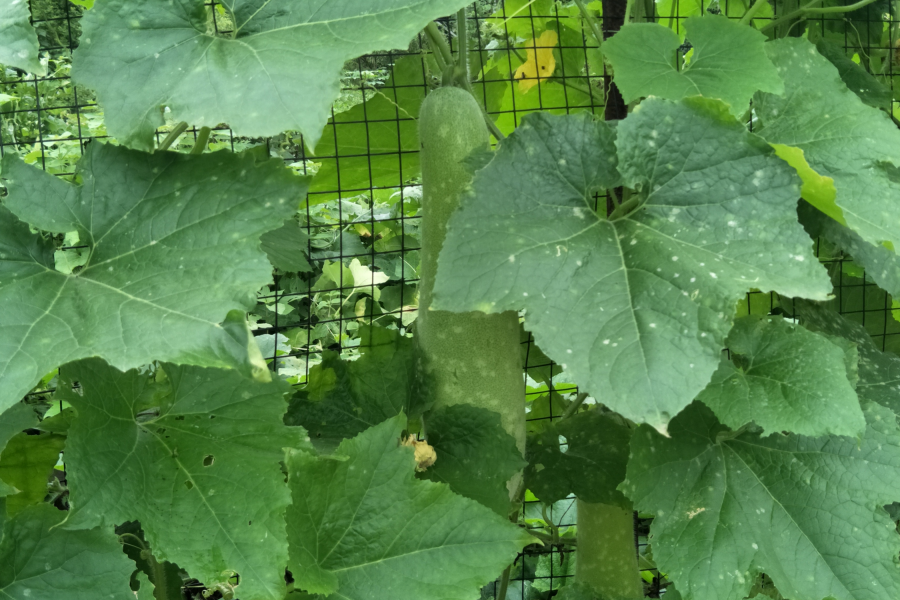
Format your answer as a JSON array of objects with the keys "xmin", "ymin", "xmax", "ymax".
[{"xmin": 2, "ymin": 0, "xmax": 900, "ymax": 598}]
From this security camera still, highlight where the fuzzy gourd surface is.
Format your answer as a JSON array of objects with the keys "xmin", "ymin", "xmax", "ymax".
[{"xmin": 417, "ymin": 87, "xmax": 526, "ymax": 471}]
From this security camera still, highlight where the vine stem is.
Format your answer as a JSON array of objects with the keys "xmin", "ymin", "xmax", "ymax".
[
  {"xmin": 456, "ymin": 8, "xmax": 469, "ymax": 84},
  {"xmin": 551, "ymin": 75, "xmax": 596, "ymax": 98},
  {"xmin": 428, "ymin": 32, "xmax": 449, "ymax": 73},
  {"xmin": 528, "ymin": 529, "xmax": 578, "ymax": 546},
  {"xmin": 574, "ymin": 0, "xmax": 605, "ymax": 49},
  {"xmin": 190, "ymin": 126, "xmax": 212, "ymax": 155},
  {"xmin": 496, "ymin": 564, "xmax": 512, "ymax": 600},
  {"xmin": 739, "ymin": 0, "xmax": 770, "ymax": 25},
  {"xmin": 426, "ymin": 18, "xmax": 505, "ymax": 141},
  {"xmin": 425, "ymin": 22, "xmax": 455, "ymax": 72},
  {"xmin": 760, "ymin": 0, "xmax": 878, "ymax": 32},
  {"xmin": 157, "ymin": 122, "xmax": 188, "ymax": 152},
  {"xmin": 460, "ymin": 76, "xmax": 506, "ymax": 141},
  {"xmin": 120, "ymin": 533, "xmax": 170, "ymax": 600},
  {"xmin": 609, "ymin": 187, "xmax": 622, "ymax": 209},
  {"xmin": 624, "ymin": 0, "xmax": 636, "ymax": 24},
  {"xmin": 561, "ymin": 392, "xmax": 589, "ymax": 420},
  {"xmin": 609, "ymin": 195, "xmax": 640, "ymax": 220}
]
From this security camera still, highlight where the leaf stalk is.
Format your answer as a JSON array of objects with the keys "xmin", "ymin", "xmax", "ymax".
[
  {"xmin": 561, "ymin": 392, "xmax": 589, "ymax": 420},
  {"xmin": 527, "ymin": 528, "xmax": 578, "ymax": 546},
  {"xmin": 190, "ymin": 127, "xmax": 212, "ymax": 155},
  {"xmin": 157, "ymin": 122, "xmax": 188, "ymax": 152}
]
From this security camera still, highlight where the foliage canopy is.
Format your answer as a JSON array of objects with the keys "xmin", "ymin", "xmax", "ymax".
[{"xmin": 3, "ymin": 1, "xmax": 900, "ymax": 600}]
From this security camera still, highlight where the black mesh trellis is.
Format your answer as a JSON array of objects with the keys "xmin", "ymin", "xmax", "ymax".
[{"xmin": 2, "ymin": 1, "xmax": 900, "ymax": 598}]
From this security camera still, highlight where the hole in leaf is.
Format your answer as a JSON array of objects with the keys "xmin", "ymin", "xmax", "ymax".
[
  {"xmin": 203, "ymin": 455, "xmax": 215, "ymax": 467},
  {"xmin": 184, "ymin": 480, "xmax": 193, "ymax": 490}
]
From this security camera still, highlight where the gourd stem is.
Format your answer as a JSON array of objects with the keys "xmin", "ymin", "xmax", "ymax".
[
  {"xmin": 574, "ymin": 0, "xmax": 605, "ymax": 49},
  {"xmin": 576, "ymin": 500, "xmax": 643, "ymax": 598},
  {"xmin": 157, "ymin": 122, "xmax": 188, "ymax": 152},
  {"xmin": 739, "ymin": 0, "xmax": 769, "ymax": 25},
  {"xmin": 190, "ymin": 126, "xmax": 212, "ymax": 155}
]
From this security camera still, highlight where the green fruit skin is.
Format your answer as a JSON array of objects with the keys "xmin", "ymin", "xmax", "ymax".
[
  {"xmin": 576, "ymin": 500, "xmax": 644, "ymax": 598},
  {"xmin": 417, "ymin": 87, "xmax": 526, "ymax": 482}
]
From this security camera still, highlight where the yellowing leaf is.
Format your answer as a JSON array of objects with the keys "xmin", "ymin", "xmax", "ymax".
[
  {"xmin": 348, "ymin": 258, "xmax": 391, "ymax": 288},
  {"xmin": 772, "ymin": 143, "xmax": 846, "ymax": 225},
  {"xmin": 514, "ymin": 30, "xmax": 558, "ymax": 92}
]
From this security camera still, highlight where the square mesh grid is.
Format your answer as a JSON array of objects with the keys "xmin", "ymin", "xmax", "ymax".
[{"xmin": 2, "ymin": 0, "xmax": 900, "ymax": 598}]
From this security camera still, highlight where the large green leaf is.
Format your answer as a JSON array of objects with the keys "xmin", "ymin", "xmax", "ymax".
[
  {"xmin": 526, "ymin": 409, "xmax": 631, "ymax": 507},
  {"xmin": 135, "ymin": 572, "xmax": 157, "ymax": 600},
  {"xmin": 310, "ymin": 54, "xmax": 426, "ymax": 202},
  {"xmin": 261, "ymin": 220, "xmax": 312, "ymax": 273},
  {"xmin": 432, "ymin": 100, "xmax": 830, "ymax": 429},
  {"xmin": 0, "ymin": 142, "xmax": 303, "ymax": 416},
  {"xmin": 0, "ymin": 403, "xmax": 38, "ymax": 497},
  {"xmin": 788, "ymin": 299, "xmax": 900, "ymax": 417},
  {"xmin": 0, "ymin": 503, "xmax": 135, "ymax": 600},
  {"xmin": 814, "ymin": 40, "xmax": 892, "ymax": 111},
  {"xmin": 285, "ymin": 325, "xmax": 423, "ymax": 451},
  {"xmin": 554, "ymin": 581, "xmax": 599, "ymax": 600},
  {"xmin": 755, "ymin": 38, "xmax": 900, "ymax": 255},
  {"xmin": 798, "ymin": 201, "xmax": 900, "ymax": 298},
  {"xmin": 60, "ymin": 358, "xmax": 309, "ymax": 600},
  {"xmin": 0, "ymin": 430, "xmax": 64, "ymax": 516},
  {"xmin": 623, "ymin": 400, "xmax": 900, "ymax": 600},
  {"xmin": 0, "ymin": 0, "xmax": 46, "ymax": 75},
  {"xmin": 696, "ymin": 314, "xmax": 864, "ymax": 437},
  {"xmin": 603, "ymin": 16, "xmax": 782, "ymax": 116},
  {"xmin": 116, "ymin": 521, "xmax": 185, "ymax": 600},
  {"xmin": 72, "ymin": 0, "xmax": 472, "ymax": 151},
  {"xmin": 418, "ymin": 404, "xmax": 526, "ymax": 516},
  {"xmin": 285, "ymin": 415, "xmax": 532, "ymax": 599}
]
